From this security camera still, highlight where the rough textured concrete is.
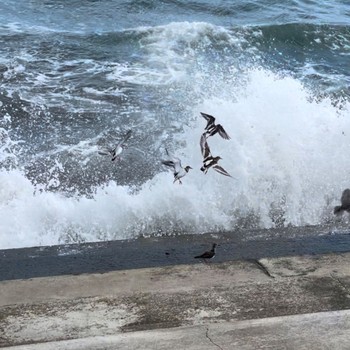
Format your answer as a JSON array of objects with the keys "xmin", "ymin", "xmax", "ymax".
[
  {"xmin": 1, "ymin": 252, "xmax": 350, "ymax": 348},
  {"xmin": 5, "ymin": 310, "xmax": 350, "ymax": 350},
  {"xmin": 0, "ymin": 261, "xmax": 268, "ymax": 307}
]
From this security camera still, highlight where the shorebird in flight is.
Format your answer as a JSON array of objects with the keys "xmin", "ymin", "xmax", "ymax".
[
  {"xmin": 161, "ymin": 148, "xmax": 192, "ymax": 184},
  {"xmin": 200, "ymin": 112, "xmax": 230, "ymax": 140},
  {"xmin": 200, "ymin": 134, "xmax": 232, "ymax": 177},
  {"xmin": 334, "ymin": 188, "xmax": 350, "ymax": 215},
  {"xmin": 194, "ymin": 243, "xmax": 217, "ymax": 261},
  {"xmin": 98, "ymin": 130, "xmax": 132, "ymax": 161}
]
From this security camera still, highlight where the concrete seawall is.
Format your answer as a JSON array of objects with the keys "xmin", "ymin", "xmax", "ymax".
[{"xmin": 1, "ymin": 227, "xmax": 350, "ymax": 349}]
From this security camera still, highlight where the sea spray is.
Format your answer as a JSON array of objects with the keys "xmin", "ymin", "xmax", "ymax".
[{"xmin": 1, "ymin": 69, "xmax": 349, "ymax": 249}]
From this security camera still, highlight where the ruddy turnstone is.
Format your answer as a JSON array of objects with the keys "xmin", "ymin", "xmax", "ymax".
[
  {"xmin": 200, "ymin": 134, "xmax": 232, "ymax": 177},
  {"xmin": 98, "ymin": 130, "xmax": 132, "ymax": 161},
  {"xmin": 334, "ymin": 188, "xmax": 350, "ymax": 215},
  {"xmin": 194, "ymin": 243, "xmax": 217, "ymax": 260},
  {"xmin": 200, "ymin": 112, "xmax": 230, "ymax": 140},
  {"xmin": 161, "ymin": 148, "xmax": 192, "ymax": 184}
]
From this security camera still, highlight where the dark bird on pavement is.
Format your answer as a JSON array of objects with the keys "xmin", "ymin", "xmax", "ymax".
[
  {"xmin": 334, "ymin": 189, "xmax": 350, "ymax": 215},
  {"xmin": 200, "ymin": 112, "xmax": 230, "ymax": 140},
  {"xmin": 194, "ymin": 243, "xmax": 217, "ymax": 260},
  {"xmin": 161, "ymin": 148, "xmax": 192, "ymax": 184},
  {"xmin": 98, "ymin": 130, "xmax": 132, "ymax": 161},
  {"xmin": 200, "ymin": 134, "xmax": 232, "ymax": 177}
]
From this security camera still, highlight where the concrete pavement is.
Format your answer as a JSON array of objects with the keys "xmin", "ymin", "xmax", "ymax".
[
  {"xmin": 1, "ymin": 252, "xmax": 350, "ymax": 348},
  {"xmin": 6, "ymin": 310, "xmax": 350, "ymax": 350}
]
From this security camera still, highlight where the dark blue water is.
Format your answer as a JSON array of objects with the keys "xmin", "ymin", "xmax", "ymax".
[{"xmin": 0, "ymin": 0, "xmax": 349, "ymax": 249}]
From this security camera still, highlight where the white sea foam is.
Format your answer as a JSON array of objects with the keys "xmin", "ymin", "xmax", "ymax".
[
  {"xmin": 1, "ymin": 69, "xmax": 349, "ymax": 249},
  {"xmin": 108, "ymin": 22, "xmax": 253, "ymax": 86}
]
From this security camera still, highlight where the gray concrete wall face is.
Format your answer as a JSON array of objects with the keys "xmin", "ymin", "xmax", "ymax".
[{"xmin": 1, "ymin": 253, "xmax": 350, "ymax": 348}]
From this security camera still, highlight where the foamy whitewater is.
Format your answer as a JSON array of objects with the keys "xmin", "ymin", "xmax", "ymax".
[
  {"xmin": 1, "ymin": 69, "xmax": 349, "ymax": 249},
  {"xmin": 0, "ymin": 1, "xmax": 349, "ymax": 249}
]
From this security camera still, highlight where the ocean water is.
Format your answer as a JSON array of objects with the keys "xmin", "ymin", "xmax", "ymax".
[{"xmin": 0, "ymin": 0, "xmax": 349, "ymax": 249}]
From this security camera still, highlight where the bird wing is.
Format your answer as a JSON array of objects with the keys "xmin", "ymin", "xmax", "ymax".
[
  {"xmin": 212, "ymin": 164, "xmax": 232, "ymax": 177},
  {"xmin": 195, "ymin": 251, "xmax": 208, "ymax": 258},
  {"xmin": 200, "ymin": 112, "xmax": 215, "ymax": 123},
  {"xmin": 116, "ymin": 130, "xmax": 132, "ymax": 147},
  {"xmin": 162, "ymin": 160, "xmax": 176, "ymax": 170},
  {"xmin": 98, "ymin": 148, "xmax": 112, "ymax": 156},
  {"xmin": 100, "ymin": 130, "xmax": 131, "ymax": 157},
  {"xmin": 200, "ymin": 134, "xmax": 212, "ymax": 159},
  {"xmin": 195, "ymin": 251, "xmax": 213, "ymax": 259},
  {"xmin": 200, "ymin": 134, "xmax": 206, "ymax": 157},
  {"xmin": 200, "ymin": 112, "xmax": 215, "ymax": 129},
  {"xmin": 172, "ymin": 157, "xmax": 182, "ymax": 173},
  {"xmin": 162, "ymin": 147, "xmax": 183, "ymax": 172},
  {"xmin": 217, "ymin": 125, "xmax": 231, "ymax": 140},
  {"xmin": 341, "ymin": 188, "xmax": 350, "ymax": 206}
]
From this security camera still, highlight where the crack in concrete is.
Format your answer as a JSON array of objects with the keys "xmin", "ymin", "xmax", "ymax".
[
  {"xmin": 206, "ymin": 327, "xmax": 224, "ymax": 350},
  {"xmin": 250, "ymin": 259, "xmax": 275, "ymax": 279},
  {"xmin": 330, "ymin": 273, "xmax": 350, "ymax": 295}
]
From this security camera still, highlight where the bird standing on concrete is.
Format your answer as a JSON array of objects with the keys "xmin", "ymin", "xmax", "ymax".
[
  {"xmin": 334, "ymin": 189, "xmax": 350, "ymax": 215},
  {"xmin": 194, "ymin": 243, "xmax": 217, "ymax": 261}
]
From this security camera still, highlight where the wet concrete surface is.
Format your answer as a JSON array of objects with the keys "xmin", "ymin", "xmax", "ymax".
[
  {"xmin": 1, "ymin": 225, "xmax": 350, "ymax": 281},
  {"xmin": 1, "ymin": 223, "xmax": 350, "ymax": 348},
  {"xmin": 1, "ymin": 252, "xmax": 350, "ymax": 348}
]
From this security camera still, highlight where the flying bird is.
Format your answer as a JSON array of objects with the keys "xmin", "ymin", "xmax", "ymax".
[
  {"xmin": 194, "ymin": 243, "xmax": 217, "ymax": 261},
  {"xmin": 161, "ymin": 148, "xmax": 192, "ymax": 184},
  {"xmin": 200, "ymin": 112, "xmax": 230, "ymax": 140},
  {"xmin": 200, "ymin": 134, "xmax": 232, "ymax": 177},
  {"xmin": 334, "ymin": 189, "xmax": 350, "ymax": 215},
  {"xmin": 98, "ymin": 130, "xmax": 132, "ymax": 161}
]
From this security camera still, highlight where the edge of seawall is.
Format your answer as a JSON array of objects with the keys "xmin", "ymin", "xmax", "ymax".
[{"xmin": 1, "ymin": 224, "xmax": 350, "ymax": 281}]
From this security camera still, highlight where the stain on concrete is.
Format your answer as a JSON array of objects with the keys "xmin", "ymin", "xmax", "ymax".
[
  {"xmin": 304, "ymin": 276, "xmax": 350, "ymax": 311},
  {"xmin": 0, "ymin": 297, "xmax": 139, "ymax": 347}
]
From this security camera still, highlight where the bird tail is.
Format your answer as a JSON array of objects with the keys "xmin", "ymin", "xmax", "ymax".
[
  {"xmin": 334, "ymin": 206, "xmax": 343, "ymax": 215},
  {"xmin": 200, "ymin": 166, "xmax": 207, "ymax": 173}
]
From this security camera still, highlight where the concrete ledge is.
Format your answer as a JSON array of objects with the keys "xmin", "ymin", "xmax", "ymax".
[
  {"xmin": 2, "ymin": 227, "xmax": 350, "ymax": 282},
  {"xmin": 1, "ymin": 253, "xmax": 350, "ymax": 348}
]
